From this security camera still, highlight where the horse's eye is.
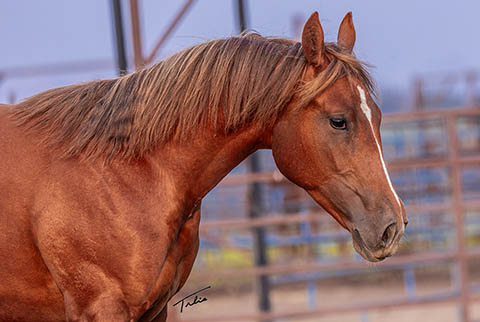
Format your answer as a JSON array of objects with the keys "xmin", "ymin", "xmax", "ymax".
[{"xmin": 329, "ymin": 118, "xmax": 347, "ymax": 130}]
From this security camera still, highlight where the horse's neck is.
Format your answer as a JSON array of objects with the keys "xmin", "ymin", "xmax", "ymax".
[{"xmin": 151, "ymin": 125, "xmax": 268, "ymax": 203}]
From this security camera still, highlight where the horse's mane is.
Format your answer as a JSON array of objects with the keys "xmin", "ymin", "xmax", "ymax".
[{"xmin": 10, "ymin": 33, "xmax": 375, "ymax": 161}]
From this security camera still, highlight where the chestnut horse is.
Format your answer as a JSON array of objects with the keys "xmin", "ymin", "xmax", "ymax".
[{"xmin": 0, "ymin": 12, "xmax": 407, "ymax": 321}]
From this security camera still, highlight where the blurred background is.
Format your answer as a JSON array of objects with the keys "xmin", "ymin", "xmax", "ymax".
[{"xmin": 2, "ymin": 1, "xmax": 480, "ymax": 321}]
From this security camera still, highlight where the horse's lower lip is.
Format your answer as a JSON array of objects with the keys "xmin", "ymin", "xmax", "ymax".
[
  {"xmin": 352, "ymin": 231, "xmax": 377, "ymax": 262},
  {"xmin": 352, "ymin": 241, "xmax": 379, "ymax": 262}
]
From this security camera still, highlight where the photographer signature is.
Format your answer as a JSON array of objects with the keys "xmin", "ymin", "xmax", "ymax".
[{"xmin": 173, "ymin": 286, "xmax": 211, "ymax": 313}]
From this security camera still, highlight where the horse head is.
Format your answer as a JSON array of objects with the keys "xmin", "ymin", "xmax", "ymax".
[{"xmin": 271, "ymin": 12, "xmax": 408, "ymax": 262}]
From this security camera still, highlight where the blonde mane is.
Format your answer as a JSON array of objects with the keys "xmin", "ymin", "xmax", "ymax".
[{"xmin": 11, "ymin": 33, "xmax": 375, "ymax": 161}]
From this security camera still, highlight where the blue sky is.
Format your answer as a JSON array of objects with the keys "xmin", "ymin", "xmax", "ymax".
[{"xmin": 2, "ymin": 1, "xmax": 480, "ymax": 108}]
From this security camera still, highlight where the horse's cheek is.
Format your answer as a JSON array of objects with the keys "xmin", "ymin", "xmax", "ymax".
[{"xmin": 271, "ymin": 119, "xmax": 308, "ymax": 186}]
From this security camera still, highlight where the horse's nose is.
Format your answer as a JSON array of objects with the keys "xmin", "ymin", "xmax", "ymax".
[
  {"xmin": 372, "ymin": 222, "xmax": 399, "ymax": 260},
  {"xmin": 351, "ymin": 215, "xmax": 403, "ymax": 262},
  {"xmin": 381, "ymin": 222, "xmax": 397, "ymax": 248}
]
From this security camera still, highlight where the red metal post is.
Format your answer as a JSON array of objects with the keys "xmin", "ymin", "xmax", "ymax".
[
  {"xmin": 129, "ymin": 0, "xmax": 145, "ymax": 69},
  {"xmin": 447, "ymin": 114, "xmax": 471, "ymax": 322},
  {"xmin": 143, "ymin": 0, "xmax": 196, "ymax": 66}
]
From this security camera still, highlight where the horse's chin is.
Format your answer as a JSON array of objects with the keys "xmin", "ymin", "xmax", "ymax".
[
  {"xmin": 352, "ymin": 239, "xmax": 383, "ymax": 263},
  {"xmin": 352, "ymin": 235, "xmax": 402, "ymax": 263}
]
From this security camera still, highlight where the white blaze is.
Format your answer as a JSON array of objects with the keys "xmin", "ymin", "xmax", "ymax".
[{"xmin": 356, "ymin": 85, "xmax": 401, "ymax": 209}]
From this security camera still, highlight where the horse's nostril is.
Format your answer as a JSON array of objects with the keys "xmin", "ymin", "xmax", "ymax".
[
  {"xmin": 381, "ymin": 230, "xmax": 389, "ymax": 244},
  {"xmin": 382, "ymin": 223, "xmax": 397, "ymax": 245}
]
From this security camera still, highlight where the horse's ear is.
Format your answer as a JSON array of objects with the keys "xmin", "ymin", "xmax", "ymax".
[
  {"xmin": 301, "ymin": 12, "xmax": 326, "ymax": 67},
  {"xmin": 337, "ymin": 12, "xmax": 356, "ymax": 53}
]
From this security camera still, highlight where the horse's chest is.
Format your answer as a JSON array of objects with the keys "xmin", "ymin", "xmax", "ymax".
[{"xmin": 139, "ymin": 205, "xmax": 201, "ymax": 320}]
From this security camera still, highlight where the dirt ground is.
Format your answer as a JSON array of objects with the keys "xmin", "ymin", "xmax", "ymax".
[{"xmin": 166, "ymin": 275, "xmax": 480, "ymax": 322}]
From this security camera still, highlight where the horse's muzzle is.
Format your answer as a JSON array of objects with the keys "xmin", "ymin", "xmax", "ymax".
[{"xmin": 352, "ymin": 220, "xmax": 405, "ymax": 262}]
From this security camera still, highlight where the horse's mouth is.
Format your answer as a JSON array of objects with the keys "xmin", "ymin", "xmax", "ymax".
[
  {"xmin": 351, "ymin": 227, "xmax": 403, "ymax": 263},
  {"xmin": 352, "ymin": 229, "xmax": 383, "ymax": 262}
]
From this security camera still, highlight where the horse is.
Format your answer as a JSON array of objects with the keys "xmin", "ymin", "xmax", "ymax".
[{"xmin": 0, "ymin": 12, "xmax": 407, "ymax": 321}]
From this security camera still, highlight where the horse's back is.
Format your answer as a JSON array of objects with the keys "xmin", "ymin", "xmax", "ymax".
[{"xmin": 0, "ymin": 105, "xmax": 65, "ymax": 321}]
